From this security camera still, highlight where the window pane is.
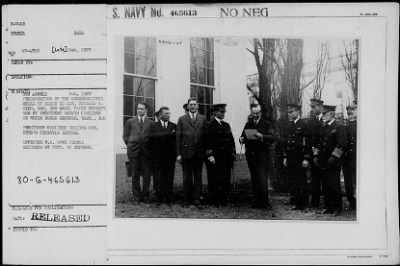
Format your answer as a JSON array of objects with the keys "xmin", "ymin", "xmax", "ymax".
[
  {"xmin": 143, "ymin": 80, "xmax": 155, "ymax": 98},
  {"xmin": 133, "ymin": 78, "xmax": 144, "ymax": 96},
  {"xmin": 123, "ymin": 75, "xmax": 134, "ymax": 95},
  {"xmin": 206, "ymin": 68, "xmax": 214, "ymax": 86},
  {"xmin": 124, "ymin": 53, "xmax": 135, "ymax": 74},
  {"xmin": 190, "ymin": 66, "xmax": 206, "ymax": 84},
  {"xmin": 134, "ymin": 37, "xmax": 156, "ymax": 76},
  {"xmin": 206, "ymin": 38, "xmax": 214, "ymax": 51},
  {"xmin": 193, "ymin": 49, "xmax": 207, "ymax": 67},
  {"xmin": 197, "ymin": 86, "xmax": 205, "ymax": 103},
  {"xmin": 133, "ymin": 77, "xmax": 155, "ymax": 97},
  {"xmin": 145, "ymin": 98, "xmax": 155, "ymax": 117},
  {"xmin": 123, "ymin": 95, "xmax": 134, "ymax": 117},
  {"xmin": 190, "ymin": 86, "xmax": 196, "ymax": 99},
  {"xmin": 191, "ymin": 38, "xmax": 205, "ymax": 49},
  {"xmin": 204, "ymin": 87, "xmax": 212, "ymax": 103},
  {"xmin": 208, "ymin": 51, "xmax": 214, "ymax": 68},
  {"xmin": 124, "ymin": 37, "xmax": 135, "ymax": 53},
  {"xmin": 135, "ymin": 55, "xmax": 156, "ymax": 76},
  {"xmin": 123, "ymin": 115, "xmax": 133, "ymax": 126},
  {"xmin": 135, "ymin": 38, "xmax": 156, "ymax": 56},
  {"xmin": 198, "ymin": 104, "xmax": 205, "ymax": 115}
]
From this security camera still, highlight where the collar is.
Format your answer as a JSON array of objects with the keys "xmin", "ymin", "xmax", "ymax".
[
  {"xmin": 253, "ymin": 117, "xmax": 261, "ymax": 125},
  {"xmin": 161, "ymin": 120, "xmax": 168, "ymax": 126},
  {"xmin": 214, "ymin": 117, "xmax": 223, "ymax": 125},
  {"xmin": 327, "ymin": 119, "xmax": 335, "ymax": 126},
  {"xmin": 189, "ymin": 112, "xmax": 197, "ymax": 118},
  {"xmin": 138, "ymin": 115, "xmax": 146, "ymax": 120},
  {"xmin": 316, "ymin": 113, "xmax": 323, "ymax": 120}
]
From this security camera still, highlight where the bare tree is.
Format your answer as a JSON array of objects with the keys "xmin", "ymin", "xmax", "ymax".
[
  {"xmin": 341, "ymin": 40, "xmax": 359, "ymax": 101},
  {"xmin": 312, "ymin": 42, "xmax": 331, "ymax": 99},
  {"xmin": 246, "ymin": 38, "xmax": 277, "ymax": 124}
]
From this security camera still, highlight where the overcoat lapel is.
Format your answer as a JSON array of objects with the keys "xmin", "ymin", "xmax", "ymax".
[{"xmin": 133, "ymin": 117, "xmax": 141, "ymax": 133}]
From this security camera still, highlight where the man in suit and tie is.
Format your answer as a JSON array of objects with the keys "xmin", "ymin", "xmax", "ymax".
[
  {"xmin": 239, "ymin": 104, "xmax": 275, "ymax": 209},
  {"xmin": 151, "ymin": 107, "xmax": 177, "ymax": 205},
  {"xmin": 205, "ymin": 104, "xmax": 236, "ymax": 206},
  {"xmin": 123, "ymin": 102, "xmax": 154, "ymax": 204},
  {"xmin": 307, "ymin": 98, "xmax": 324, "ymax": 208},
  {"xmin": 176, "ymin": 98, "xmax": 207, "ymax": 206}
]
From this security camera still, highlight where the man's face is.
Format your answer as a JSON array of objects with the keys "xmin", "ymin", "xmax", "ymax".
[
  {"xmin": 250, "ymin": 106, "xmax": 262, "ymax": 120},
  {"xmin": 137, "ymin": 104, "xmax": 146, "ymax": 117},
  {"xmin": 188, "ymin": 100, "xmax": 198, "ymax": 113},
  {"xmin": 159, "ymin": 109, "xmax": 171, "ymax": 122},
  {"xmin": 310, "ymin": 104, "xmax": 322, "ymax": 115},
  {"xmin": 322, "ymin": 111, "xmax": 335, "ymax": 123},
  {"xmin": 287, "ymin": 109, "xmax": 299, "ymax": 121},
  {"xmin": 215, "ymin": 108, "xmax": 226, "ymax": 120}
]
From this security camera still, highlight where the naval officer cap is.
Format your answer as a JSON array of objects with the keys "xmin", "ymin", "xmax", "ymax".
[
  {"xmin": 212, "ymin": 103, "xmax": 227, "ymax": 111},
  {"xmin": 322, "ymin": 105, "xmax": 336, "ymax": 113},
  {"xmin": 287, "ymin": 103, "xmax": 301, "ymax": 110},
  {"xmin": 310, "ymin": 98, "xmax": 324, "ymax": 106}
]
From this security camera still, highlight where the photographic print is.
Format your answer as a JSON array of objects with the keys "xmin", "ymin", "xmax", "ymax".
[{"xmin": 114, "ymin": 36, "xmax": 358, "ymax": 221}]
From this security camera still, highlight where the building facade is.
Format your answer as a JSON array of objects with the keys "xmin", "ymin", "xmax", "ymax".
[{"xmin": 113, "ymin": 36, "xmax": 250, "ymax": 154}]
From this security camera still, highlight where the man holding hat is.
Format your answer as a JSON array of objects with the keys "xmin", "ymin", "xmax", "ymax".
[
  {"xmin": 315, "ymin": 105, "xmax": 347, "ymax": 215},
  {"xmin": 307, "ymin": 98, "xmax": 325, "ymax": 208},
  {"xmin": 283, "ymin": 103, "xmax": 310, "ymax": 210},
  {"xmin": 205, "ymin": 104, "xmax": 236, "ymax": 206},
  {"xmin": 342, "ymin": 101, "xmax": 357, "ymax": 210}
]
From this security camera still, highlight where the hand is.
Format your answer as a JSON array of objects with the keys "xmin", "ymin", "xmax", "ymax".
[
  {"xmin": 302, "ymin": 160, "xmax": 309, "ymax": 168},
  {"xmin": 255, "ymin": 132, "xmax": 263, "ymax": 139},
  {"xmin": 239, "ymin": 137, "xmax": 245, "ymax": 144},
  {"xmin": 176, "ymin": 155, "xmax": 182, "ymax": 163},
  {"xmin": 283, "ymin": 158, "xmax": 288, "ymax": 167},
  {"xmin": 313, "ymin": 157, "xmax": 319, "ymax": 166},
  {"xmin": 208, "ymin": 156, "xmax": 216, "ymax": 164},
  {"xmin": 327, "ymin": 156, "xmax": 336, "ymax": 166}
]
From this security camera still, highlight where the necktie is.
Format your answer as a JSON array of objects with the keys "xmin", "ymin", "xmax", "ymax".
[
  {"xmin": 139, "ymin": 117, "xmax": 143, "ymax": 130},
  {"xmin": 163, "ymin": 122, "xmax": 167, "ymax": 129}
]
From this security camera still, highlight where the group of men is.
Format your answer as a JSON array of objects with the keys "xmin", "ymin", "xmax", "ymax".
[
  {"xmin": 123, "ymin": 96, "xmax": 357, "ymax": 215},
  {"xmin": 283, "ymin": 98, "xmax": 357, "ymax": 215}
]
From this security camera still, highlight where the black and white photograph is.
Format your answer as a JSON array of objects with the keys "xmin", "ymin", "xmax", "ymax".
[{"xmin": 114, "ymin": 36, "xmax": 359, "ymax": 221}]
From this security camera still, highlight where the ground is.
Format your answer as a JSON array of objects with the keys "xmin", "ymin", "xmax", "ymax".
[{"xmin": 115, "ymin": 154, "xmax": 356, "ymax": 221}]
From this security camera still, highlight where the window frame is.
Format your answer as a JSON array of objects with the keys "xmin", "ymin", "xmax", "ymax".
[
  {"xmin": 123, "ymin": 37, "xmax": 157, "ymax": 123},
  {"xmin": 190, "ymin": 38, "xmax": 215, "ymax": 119}
]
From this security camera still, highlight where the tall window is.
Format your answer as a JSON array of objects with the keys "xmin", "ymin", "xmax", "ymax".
[
  {"xmin": 123, "ymin": 37, "xmax": 157, "ymax": 125},
  {"xmin": 190, "ymin": 38, "xmax": 214, "ymax": 118}
]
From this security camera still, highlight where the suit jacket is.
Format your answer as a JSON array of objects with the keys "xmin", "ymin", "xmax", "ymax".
[
  {"xmin": 123, "ymin": 116, "xmax": 154, "ymax": 159},
  {"xmin": 240, "ymin": 118, "xmax": 274, "ymax": 161},
  {"xmin": 176, "ymin": 113, "xmax": 207, "ymax": 159},
  {"xmin": 205, "ymin": 118, "xmax": 236, "ymax": 165},
  {"xmin": 318, "ymin": 120, "xmax": 347, "ymax": 164},
  {"xmin": 150, "ymin": 121, "xmax": 177, "ymax": 162}
]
